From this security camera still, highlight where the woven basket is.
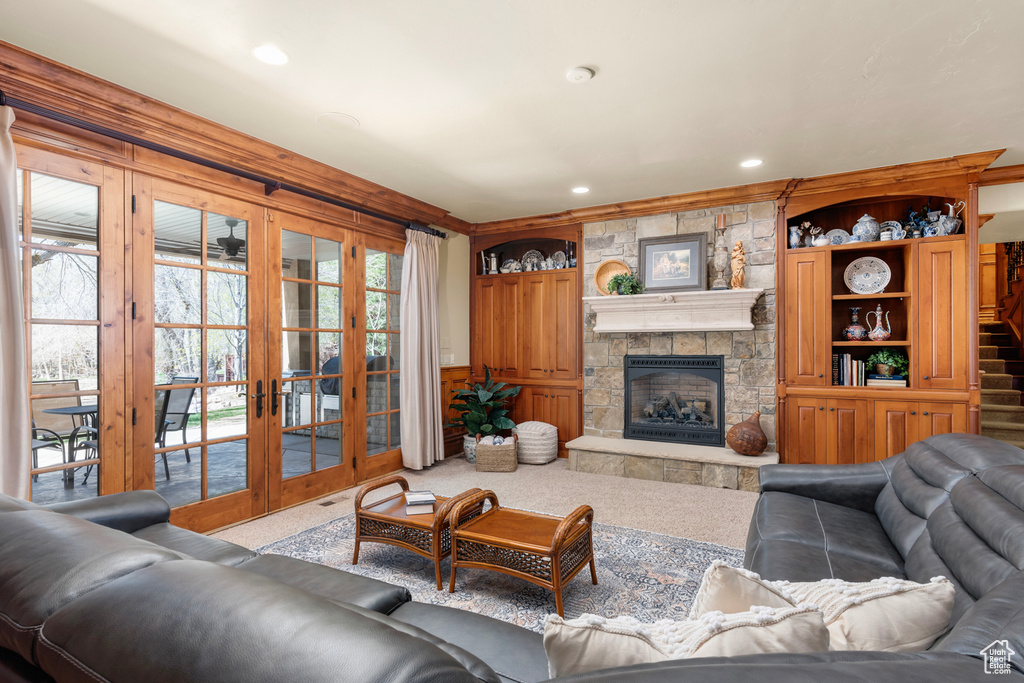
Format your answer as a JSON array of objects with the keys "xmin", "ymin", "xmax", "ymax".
[
  {"xmin": 475, "ymin": 434, "xmax": 518, "ymax": 472},
  {"xmin": 512, "ymin": 421, "xmax": 558, "ymax": 464}
]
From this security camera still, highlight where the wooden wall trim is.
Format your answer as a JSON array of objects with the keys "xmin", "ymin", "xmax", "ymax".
[
  {"xmin": 472, "ymin": 179, "xmax": 793, "ymax": 234},
  {"xmin": 0, "ymin": 40, "xmax": 472, "ymax": 235},
  {"xmin": 979, "ymin": 163, "xmax": 1024, "ymax": 187}
]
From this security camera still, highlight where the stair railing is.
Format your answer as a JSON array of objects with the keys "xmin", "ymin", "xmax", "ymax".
[{"xmin": 999, "ymin": 242, "xmax": 1024, "ymax": 351}]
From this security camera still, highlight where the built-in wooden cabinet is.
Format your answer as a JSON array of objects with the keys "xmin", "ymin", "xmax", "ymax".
[
  {"xmin": 777, "ymin": 169, "xmax": 981, "ymax": 465},
  {"xmin": 785, "ymin": 396, "xmax": 871, "ymax": 465},
  {"xmin": 470, "ymin": 226, "xmax": 583, "ymax": 457},
  {"xmin": 918, "ymin": 240, "xmax": 968, "ymax": 390},
  {"xmin": 441, "ymin": 366, "xmax": 472, "ymax": 457}
]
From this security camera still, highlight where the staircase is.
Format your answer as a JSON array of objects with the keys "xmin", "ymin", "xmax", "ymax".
[{"xmin": 979, "ymin": 320, "xmax": 1024, "ymax": 448}]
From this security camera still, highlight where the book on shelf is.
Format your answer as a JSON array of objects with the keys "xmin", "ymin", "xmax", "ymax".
[
  {"xmin": 866, "ymin": 379, "xmax": 907, "ymax": 387},
  {"xmin": 830, "ymin": 353, "xmax": 874, "ymax": 387},
  {"xmin": 405, "ymin": 502, "xmax": 436, "ymax": 515},
  {"xmin": 868, "ymin": 374, "xmax": 904, "ymax": 380}
]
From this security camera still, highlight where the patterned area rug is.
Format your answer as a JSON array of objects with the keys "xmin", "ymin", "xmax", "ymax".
[{"xmin": 257, "ymin": 513, "xmax": 744, "ymax": 633}]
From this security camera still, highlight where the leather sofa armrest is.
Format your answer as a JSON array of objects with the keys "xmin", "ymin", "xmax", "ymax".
[
  {"xmin": 44, "ymin": 491, "xmax": 171, "ymax": 534},
  {"xmin": 757, "ymin": 459, "xmax": 895, "ymax": 513}
]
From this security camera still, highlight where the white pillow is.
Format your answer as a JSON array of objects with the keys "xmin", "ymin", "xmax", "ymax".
[
  {"xmin": 543, "ymin": 606, "xmax": 828, "ymax": 678},
  {"xmin": 690, "ymin": 561, "xmax": 956, "ymax": 652}
]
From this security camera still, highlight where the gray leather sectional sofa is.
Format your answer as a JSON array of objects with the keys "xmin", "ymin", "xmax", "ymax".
[{"xmin": 0, "ymin": 433, "xmax": 1021, "ymax": 682}]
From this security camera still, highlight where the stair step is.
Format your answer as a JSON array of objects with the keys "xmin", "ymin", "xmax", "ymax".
[
  {"xmin": 989, "ymin": 333, "xmax": 1013, "ymax": 346},
  {"xmin": 1003, "ymin": 360, "xmax": 1024, "ymax": 375},
  {"xmin": 980, "ymin": 345, "xmax": 999, "ymax": 359},
  {"xmin": 980, "ymin": 421, "xmax": 1024, "ymax": 441},
  {"xmin": 996, "ymin": 346, "xmax": 1022, "ymax": 361},
  {"xmin": 980, "ymin": 321, "xmax": 1007, "ymax": 332},
  {"xmin": 982, "ymin": 373, "xmax": 1015, "ymax": 390},
  {"xmin": 980, "ymin": 358, "xmax": 1007, "ymax": 373},
  {"xmin": 981, "ymin": 404, "xmax": 1024, "ymax": 424},
  {"xmin": 981, "ymin": 389, "xmax": 1024, "ymax": 406},
  {"xmin": 979, "ymin": 332, "xmax": 992, "ymax": 345}
]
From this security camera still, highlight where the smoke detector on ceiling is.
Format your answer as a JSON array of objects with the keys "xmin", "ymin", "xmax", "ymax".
[{"xmin": 566, "ymin": 67, "xmax": 595, "ymax": 83}]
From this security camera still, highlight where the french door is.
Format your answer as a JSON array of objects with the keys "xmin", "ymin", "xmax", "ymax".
[{"xmin": 131, "ymin": 177, "xmax": 267, "ymax": 530}]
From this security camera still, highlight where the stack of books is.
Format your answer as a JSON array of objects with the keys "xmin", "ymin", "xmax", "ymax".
[
  {"xmin": 866, "ymin": 374, "xmax": 907, "ymax": 387},
  {"xmin": 405, "ymin": 490, "xmax": 437, "ymax": 515}
]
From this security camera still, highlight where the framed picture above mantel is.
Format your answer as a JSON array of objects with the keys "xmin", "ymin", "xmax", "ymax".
[{"xmin": 638, "ymin": 233, "xmax": 707, "ymax": 292}]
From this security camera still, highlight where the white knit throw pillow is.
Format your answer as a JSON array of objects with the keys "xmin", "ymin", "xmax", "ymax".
[
  {"xmin": 689, "ymin": 561, "xmax": 956, "ymax": 652},
  {"xmin": 543, "ymin": 606, "xmax": 828, "ymax": 678}
]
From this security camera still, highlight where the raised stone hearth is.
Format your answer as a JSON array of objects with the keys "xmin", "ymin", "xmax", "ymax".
[{"xmin": 566, "ymin": 436, "xmax": 777, "ymax": 491}]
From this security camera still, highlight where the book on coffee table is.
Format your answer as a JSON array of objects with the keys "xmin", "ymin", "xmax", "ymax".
[{"xmin": 405, "ymin": 490, "xmax": 436, "ymax": 515}]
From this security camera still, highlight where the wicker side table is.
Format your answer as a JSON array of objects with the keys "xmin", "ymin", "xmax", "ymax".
[
  {"xmin": 353, "ymin": 475, "xmax": 482, "ymax": 590},
  {"xmin": 448, "ymin": 490, "xmax": 597, "ymax": 617}
]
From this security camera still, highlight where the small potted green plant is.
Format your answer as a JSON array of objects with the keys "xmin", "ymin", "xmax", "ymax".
[
  {"xmin": 866, "ymin": 348, "xmax": 909, "ymax": 377},
  {"xmin": 606, "ymin": 273, "xmax": 645, "ymax": 295},
  {"xmin": 446, "ymin": 366, "xmax": 521, "ymax": 463}
]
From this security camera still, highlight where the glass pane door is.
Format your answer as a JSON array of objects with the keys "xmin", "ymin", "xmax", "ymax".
[
  {"xmin": 17, "ymin": 150, "xmax": 126, "ymax": 503},
  {"xmin": 133, "ymin": 177, "xmax": 265, "ymax": 530},
  {"xmin": 269, "ymin": 212, "xmax": 354, "ymax": 510}
]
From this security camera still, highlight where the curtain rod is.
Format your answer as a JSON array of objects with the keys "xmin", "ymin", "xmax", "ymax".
[{"xmin": 0, "ymin": 88, "xmax": 447, "ymax": 240}]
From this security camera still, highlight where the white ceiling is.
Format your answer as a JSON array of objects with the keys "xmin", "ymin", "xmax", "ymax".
[{"xmin": 3, "ymin": 0, "xmax": 1024, "ymax": 223}]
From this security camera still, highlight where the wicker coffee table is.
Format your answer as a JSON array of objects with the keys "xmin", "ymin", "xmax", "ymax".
[
  {"xmin": 447, "ymin": 490, "xmax": 597, "ymax": 616},
  {"xmin": 353, "ymin": 475, "xmax": 483, "ymax": 590}
]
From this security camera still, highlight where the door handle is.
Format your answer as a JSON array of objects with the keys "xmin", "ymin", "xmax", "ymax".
[
  {"xmin": 271, "ymin": 379, "xmax": 279, "ymax": 417},
  {"xmin": 923, "ymin": 376, "xmax": 930, "ymax": 380},
  {"xmin": 252, "ymin": 380, "xmax": 266, "ymax": 418},
  {"xmin": 910, "ymin": 411, "xmax": 916, "ymax": 415},
  {"xmin": 923, "ymin": 411, "xmax": 929, "ymax": 416},
  {"xmin": 830, "ymin": 407, "xmax": 835, "ymax": 411}
]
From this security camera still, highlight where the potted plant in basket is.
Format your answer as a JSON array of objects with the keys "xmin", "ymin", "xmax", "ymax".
[
  {"xmin": 606, "ymin": 273, "xmax": 645, "ymax": 295},
  {"xmin": 866, "ymin": 347, "xmax": 909, "ymax": 377},
  {"xmin": 446, "ymin": 366, "xmax": 522, "ymax": 463}
]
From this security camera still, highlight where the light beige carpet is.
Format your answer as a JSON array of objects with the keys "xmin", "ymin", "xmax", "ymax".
[{"xmin": 213, "ymin": 455, "xmax": 757, "ymax": 550}]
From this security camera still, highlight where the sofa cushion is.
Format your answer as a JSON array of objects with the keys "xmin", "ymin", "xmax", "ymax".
[
  {"xmin": 235, "ymin": 553, "xmax": 410, "ymax": 615},
  {"xmin": 746, "ymin": 491, "xmax": 904, "ymax": 579},
  {"xmin": 932, "ymin": 572, "xmax": 1024, "ymax": 674},
  {"xmin": 0, "ymin": 493, "xmax": 42, "ymax": 513},
  {"xmin": 0, "ymin": 511, "xmax": 180, "ymax": 664},
  {"xmin": 131, "ymin": 522, "xmax": 256, "ymax": 565},
  {"xmin": 37, "ymin": 561, "xmax": 488, "ymax": 683},
  {"xmin": 746, "ymin": 538, "xmax": 906, "ymax": 584},
  {"xmin": 45, "ymin": 490, "xmax": 171, "ymax": 534},
  {"xmin": 391, "ymin": 602, "xmax": 550, "ymax": 683}
]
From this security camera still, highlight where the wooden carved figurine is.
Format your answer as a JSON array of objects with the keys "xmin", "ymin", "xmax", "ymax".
[{"xmin": 730, "ymin": 241, "xmax": 746, "ymax": 289}]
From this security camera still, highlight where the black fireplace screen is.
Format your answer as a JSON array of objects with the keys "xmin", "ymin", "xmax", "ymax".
[{"xmin": 623, "ymin": 355, "xmax": 725, "ymax": 446}]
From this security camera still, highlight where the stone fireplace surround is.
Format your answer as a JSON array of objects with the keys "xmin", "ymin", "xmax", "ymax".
[{"xmin": 567, "ymin": 202, "xmax": 779, "ymax": 491}]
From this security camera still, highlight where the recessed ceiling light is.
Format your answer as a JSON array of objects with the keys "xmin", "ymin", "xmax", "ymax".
[
  {"xmin": 253, "ymin": 44, "xmax": 289, "ymax": 65},
  {"xmin": 740, "ymin": 159, "xmax": 763, "ymax": 168},
  {"xmin": 572, "ymin": 187, "xmax": 590, "ymax": 194},
  {"xmin": 316, "ymin": 112, "xmax": 361, "ymax": 131}
]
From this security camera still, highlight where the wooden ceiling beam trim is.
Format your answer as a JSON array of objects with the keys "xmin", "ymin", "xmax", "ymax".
[
  {"xmin": 472, "ymin": 179, "xmax": 794, "ymax": 234},
  {"xmin": 0, "ymin": 41, "xmax": 472, "ymax": 235},
  {"xmin": 979, "ymin": 163, "xmax": 1024, "ymax": 187}
]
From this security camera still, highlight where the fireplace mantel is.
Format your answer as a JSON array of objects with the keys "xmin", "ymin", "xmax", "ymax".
[{"xmin": 583, "ymin": 289, "xmax": 764, "ymax": 333}]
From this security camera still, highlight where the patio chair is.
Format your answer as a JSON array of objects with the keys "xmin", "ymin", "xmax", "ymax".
[
  {"xmin": 154, "ymin": 389, "xmax": 173, "ymax": 481},
  {"xmin": 30, "ymin": 421, "xmax": 65, "ymax": 484},
  {"xmin": 163, "ymin": 377, "xmax": 198, "ymax": 461},
  {"xmin": 30, "ymin": 380, "xmax": 82, "ymax": 440}
]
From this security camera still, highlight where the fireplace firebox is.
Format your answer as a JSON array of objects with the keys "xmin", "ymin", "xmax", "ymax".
[{"xmin": 623, "ymin": 355, "xmax": 725, "ymax": 446}]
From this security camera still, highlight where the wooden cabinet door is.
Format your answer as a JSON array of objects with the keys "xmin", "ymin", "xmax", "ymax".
[
  {"xmin": 919, "ymin": 402, "xmax": 968, "ymax": 438},
  {"xmin": 522, "ymin": 274, "xmax": 550, "ymax": 379},
  {"xmin": 548, "ymin": 271, "xmax": 578, "ymax": 381},
  {"xmin": 918, "ymin": 240, "xmax": 968, "ymax": 390},
  {"xmin": 473, "ymin": 278, "xmax": 501, "ymax": 377},
  {"xmin": 545, "ymin": 387, "xmax": 580, "ymax": 457},
  {"xmin": 784, "ymin": 397, "xmax": 827, "ymax": 464},
  {"xmin": 826, "ymin": 399, "xmax": 871, "ymax": 465},
  {"xmin": 498, "ymin": 276, "xmax": 522, "ymax": 377},
  {"xmin": 784, "ymin": 252, "xmax": 829, "ymax": 386},
  {"xmin": 874, "ymin": 401, "xmax": 920, "ymax": 459}
]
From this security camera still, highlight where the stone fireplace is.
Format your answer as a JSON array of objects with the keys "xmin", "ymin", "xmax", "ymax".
[
  {"xmin": 566, "ymin": 201, "xmax": 780, "ymax": 491},
  {"xmin": 624, "ymin": 355, "xmax": 724, "ymax": 446}
]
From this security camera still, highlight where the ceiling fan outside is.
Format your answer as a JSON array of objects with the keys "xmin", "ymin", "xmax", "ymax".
[{"xmin": 217, "ymin": 218, "xmax": 246, "ymax": 260}]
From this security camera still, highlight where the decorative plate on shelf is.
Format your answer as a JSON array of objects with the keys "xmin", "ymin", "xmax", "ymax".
[
  {"xmin": 825, "ymin": 229, "xmax": 850, "ymax": 245},
  {"xmin": 522, "ymin": 249, "xmax": 543, "ymax": 269},
  {"xmin": 502, "ymin": 258, "xmax": 519, "ymax": 272},
  {"xmin": 594, "ymin": 259, "xmax": 631, "ymax": 295},
  {"xmin": 880, "ymin": 220, "xmax": 902, "ymax": 232},
  {"xmin": 844, "ymin": 257, "xmax": 892, "ymax": 294},
  {"xmin": 551, "ymin": 250, "xmax": 567, "ymax": 265}
]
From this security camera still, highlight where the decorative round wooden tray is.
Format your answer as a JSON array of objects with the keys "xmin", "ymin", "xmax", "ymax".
[{"xmin": 594, "ymin": 259, "xmax": 631, "ymax": 295}]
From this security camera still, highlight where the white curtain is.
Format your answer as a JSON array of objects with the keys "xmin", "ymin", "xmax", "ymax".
[
  {"xmin": 0, "ymin": 106, "xmax": 30, "ymax": 499},
  {"xmin": 399, "ymin": 228, "xmax": 444, "ymax": 469}
]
